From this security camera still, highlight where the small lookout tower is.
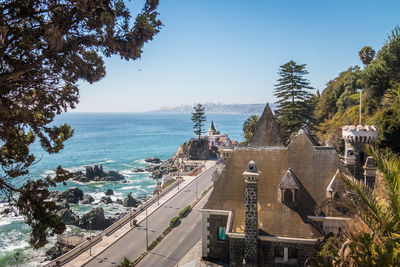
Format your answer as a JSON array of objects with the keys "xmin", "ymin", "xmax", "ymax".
[
  {"xmin": 208, "ymin": 121, "xmax": 219, "ymax": 136},
  {"xmin": 342, "ymin": 125, "xmax": 378, "ymax": 183}
]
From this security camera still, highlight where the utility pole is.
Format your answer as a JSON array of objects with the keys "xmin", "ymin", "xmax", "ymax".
[{"xmin": 359, "ymin": 88, "xmax": 362, "ymax": 125}]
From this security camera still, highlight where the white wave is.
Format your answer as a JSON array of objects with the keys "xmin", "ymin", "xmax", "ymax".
[
  {"xmin": 1, "ymin": 239, "xmax": 30, "ymax": 252},
  {"xmin": 0, "ymin": 215, "xmax": 24, "ymax": 226},
  {"xmin": 120, "ymin": 185, "xmax": 141, "ymax": 191},
  {"xmin": 146, "ymin": 184, "xmax": 157, "ymax": 189},
  {"xmin": 121, "ymin": 163, "xmax": 133, "ymax": 167},
  {"xmin": 133, "ymin": 159, "xmax": 147, "ymax": 165},
  {"xmin": 96, "ymin": 159, "xmax": 116, "ymax": 165}
]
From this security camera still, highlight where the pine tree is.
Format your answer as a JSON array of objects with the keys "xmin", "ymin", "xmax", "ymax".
[
  {"xmin": 274, "ymin": 60, "xmax": 314, "ymax": 141},
  {"xmin": 191, "ymin": 104, "xmax": 206, "ymax": 139}
]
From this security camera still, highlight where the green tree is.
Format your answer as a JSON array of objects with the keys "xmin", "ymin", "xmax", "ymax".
[
  {"xmin": 0, "ymin": 0, "xmax": 162, "ymax": 248},
  {"xmin": 313, "ymin": 147, "xmax": 400, "ymax": 266},
  {"xmin": 274, "ymin": 60, "xmax": 315, "ymax": 141},
  {"xmin": 242, "ymin": 115, "xmax": 259, "ymax": 145},
  {"xmin": 359, "ymin": 46, "xmax": 376, "ymax": 65},
  {"xmin": 191, "ymin": 104, "xmax": 206, "ymax": 139}
]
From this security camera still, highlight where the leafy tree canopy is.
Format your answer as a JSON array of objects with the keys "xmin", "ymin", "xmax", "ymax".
[
  {"xmin": 241, "ymin": 114, "xmax": 259, "ymax": 145},
  {"xmin": 0, "ymin": 0, "xmax": 162, "ymax": 248},
  {"xmin": 274, "ymin": 60, "xmax": 315, "ymax": 142}
]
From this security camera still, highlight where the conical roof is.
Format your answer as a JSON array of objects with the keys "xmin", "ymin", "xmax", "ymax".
[
  {"xmin": 209, "ymin": 121, "xmax": 216, "ymax": 131},
  {"xmin": 249, "ymin": 103, "xmax": 283, "ymax": 147}
]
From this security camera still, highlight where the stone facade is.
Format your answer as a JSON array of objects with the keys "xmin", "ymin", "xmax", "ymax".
[
  {"xmin": 244, "ymin": 181, "xmax": 258, "ymax": 265},
  {"xmin": 227, "ymin": 236, "xmax": 315, "ymax": 266},
  {"xmin": 207, "ymin": 214, "xmax": 229, "ymax": 261}
]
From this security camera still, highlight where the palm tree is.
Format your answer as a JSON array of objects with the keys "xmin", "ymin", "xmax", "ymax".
[
  {"xmin": 242, "ymin": 115, "xmax": 259, "ymax": 145},
  {"xmin": 313, "ymin": 147, "xmax": 400, "ymax": 266}
]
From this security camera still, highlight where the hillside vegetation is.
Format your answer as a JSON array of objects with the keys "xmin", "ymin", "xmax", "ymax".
[{"xmin": 314, "ymin": 26, "xmax": 400, "ymax": 155}]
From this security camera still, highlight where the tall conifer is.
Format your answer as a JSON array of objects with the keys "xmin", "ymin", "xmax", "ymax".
[
  {"xmin": 191, "ymin": 104, "xmax": 206, "ymax": 139},
  {"xmin": 274, "ymin": 60, "xmax": 314, "ymax": 142}
]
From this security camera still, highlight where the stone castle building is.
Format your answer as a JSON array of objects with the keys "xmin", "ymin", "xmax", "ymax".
[{"xmin": 200, "ymin": 104, "xmax": 367, "ymax": 266}]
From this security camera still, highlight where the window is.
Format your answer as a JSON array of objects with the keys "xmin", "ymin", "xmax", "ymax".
[
  {"xmin": 283, "ymin": 189, "xmax": 293, "ymax": 202},
  {"xmin": 218, "ymin": 226, "xmax": 226, "ymax": 241}
]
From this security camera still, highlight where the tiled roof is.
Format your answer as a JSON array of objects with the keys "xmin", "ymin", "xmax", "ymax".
[{"xmin": 204, "ymin": 129, "xmax": 351, "ymax": 239}]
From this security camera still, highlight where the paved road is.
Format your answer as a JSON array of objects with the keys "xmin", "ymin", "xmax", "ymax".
[
  {"xmin": 136, "ymin": 190, "xmax": 211, "ymax": 267},
  {"xmin": 84, "ymin": 165, "xmax": 216, "ymax": 267}
]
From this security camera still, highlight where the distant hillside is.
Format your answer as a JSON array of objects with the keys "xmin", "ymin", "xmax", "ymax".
[{"xmin": 149, "ymin": 103, "xmax": 276, "ymax": 114}]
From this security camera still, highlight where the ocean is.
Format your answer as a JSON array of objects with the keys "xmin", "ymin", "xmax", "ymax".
[{"xmin": 0, "ymin": 112, "xmax": 249, "ymax": 266}]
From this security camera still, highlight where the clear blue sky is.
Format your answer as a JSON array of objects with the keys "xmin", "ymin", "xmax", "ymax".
[{"xmin": 74, "ymin": 0, "xmax": 400, "ymax": 112}]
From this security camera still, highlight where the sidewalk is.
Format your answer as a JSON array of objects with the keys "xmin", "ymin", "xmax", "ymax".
[{"xmin": 61, "ymin": 161, "xmax": 217, "ymax": 267}]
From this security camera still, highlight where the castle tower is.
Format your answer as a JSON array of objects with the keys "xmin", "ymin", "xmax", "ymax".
[
  {"xmin": 342, "ymin": 125, "xmax": 378, "ymax": 182},
  {"xmin": 242, "ymin": 161, "xmax": 260, "ymax": 266}
]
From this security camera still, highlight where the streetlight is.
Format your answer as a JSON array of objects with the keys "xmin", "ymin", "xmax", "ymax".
[
  {"xmin": 144, "ymin": 193, "xmax": 149, "ymax": 251},
  {"xmin": 15, "ymin": 252, "xmax": 19, "ymax": 267},
  {"xmin": 87, "ymin": 220, "xmax": 92, "ymax": 256}
]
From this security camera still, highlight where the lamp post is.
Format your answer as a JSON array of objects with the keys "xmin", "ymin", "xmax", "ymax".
[
  {"xmin": 15, "ymin": 252, "xmax": 19, "ymax": 267},
  {"xmin": 89, "ymin": 220, "xmax": 92, "ymax": 256},
  {"xmin": 144, "ymin": 193, "xmax": 149, "ymax": 251}
]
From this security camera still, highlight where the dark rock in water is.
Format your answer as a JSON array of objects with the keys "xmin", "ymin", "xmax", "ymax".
[
  {"xmin": 116, "ymin": 198, "xmax": 123, "ymax": 205},
  {"xmin": 105, "ymin": 189, "xmax": 114, "ymax": 196},
  {"xmin": 59, "ymin": 187, "xmax": 84, "ymax": 204},
  {"xmin": 100, "ymin": 196, "xmax": 113, "ymax": 204},
  {"xmin": 56, "ymin": 200, "xmax": 70, "ymax": 211},
  {"xmin": 146, "ymin": 159, "xmax": 178, "ymax": 180},
  {"xmin": 72, "ymin": 165, "xmax": 125, "ymax": 183},
  {"xmin": 131, "ymin": 168, "xmax": 145, "ymax": 173},
  {"xmin": 81, "ymin": 194, "xmax": 95, "ymax": 204},
  {"xmin": 145, "ymin": 157, "xmax": 161, "ymax": 164},
  {"xmin": 57, "ymin": 208, "xmax": 79, "ymax": 225},
  {"xmin": 74, "ymin": 207, "xmax": 114, "ymax": 230},
  {"xmin": 46, "ymin": 243, "xmax": 70, "ymax": 260},
  {"xmin": 123, "ymin": 193, "xmax": 140, "ymax": 207}
]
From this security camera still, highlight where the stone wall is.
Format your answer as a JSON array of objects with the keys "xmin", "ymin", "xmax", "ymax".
[
  {"xmin": 229, "ymin": 237, "xmax": 244, "ymax": 266},
  {"xmin": 244, "ymin": 181, "xmax": 258, "ymax": 265},
  {"xmin": 229, "ymin": 236, "xmax": 316, "ymax": 267},
  {"xmin": 258, "ymin": 240, "xmax": 315, "ymax": 266},
  {"xmin": 207, "ymin": 214, "xmax": 229, "ymax": 261}
]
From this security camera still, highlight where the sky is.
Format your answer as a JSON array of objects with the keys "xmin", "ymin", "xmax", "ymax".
[{"xmin": 74, "ymin": 0, "xmax": 400, "ymax": 112}]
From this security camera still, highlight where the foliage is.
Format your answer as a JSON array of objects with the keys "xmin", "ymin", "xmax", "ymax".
[
  {"xmin": 191, "ymin": 103, "xmax": 206, "ymax": 139},
  {"xmin": 179, "ymin": 205, "xmax": 191, "ymax": 217},
  {"xmin": 0, "ymin": 0, "xmax": 162, "ymax": 248},
  {"xmin": 118, "ymin": 257, "xmax": 133, "ymax": 267},
  {"xmin": 274, "ymin": 60, "xmax": 315, "ymax": 141},
  {"xmin": 375, "ymin": 108, "xmax": 400, "ymax": 154},
  {"xmin": 359, "ymin": 46, "xmax": 376, "ymax": 65},
  {"xmin": 314, "ymin": 67, "xmax": 361, "ymax": 124},
  {"xmin": 314, "ymin": 147, "xmax": 400, "ymax": 266},
  {"xmin": 242, "ymin": 115, "xmax": 259, "ymax": 145},
  {"xmin": 362, "ymin": 26, "xmax": 400, "ymax": 112}
]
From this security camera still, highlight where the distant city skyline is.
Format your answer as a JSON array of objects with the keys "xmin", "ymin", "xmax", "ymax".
[{"xmin": 73, "ymin": 0, "xmax": 400, "ymax": 113}]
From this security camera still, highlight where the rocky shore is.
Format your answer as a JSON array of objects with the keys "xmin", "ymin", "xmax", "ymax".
[{"xmin": 72, "ymin": 165, "xmax": 125, "ymax": 183}]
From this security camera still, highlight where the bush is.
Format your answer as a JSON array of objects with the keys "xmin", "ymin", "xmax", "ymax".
[
  {"xmin": 169, "ymin": 216, "xmax": 179, "ymax": 228},
  {"xmin": 179, "ymin": 206, "xmax": 191, "ymax": 217}
]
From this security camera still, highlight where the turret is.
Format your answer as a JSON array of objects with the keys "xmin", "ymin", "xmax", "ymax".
[
  {"xmin": 242, "ymin": 161, "xmax": 260, "ymax": 266},
  {"xmin": 342, "ymin": 125, "xmax": 378, "ymax": 182},
  {"xmin": 208, "ymin": 121, "xmax": 219, "ymax": 136}
]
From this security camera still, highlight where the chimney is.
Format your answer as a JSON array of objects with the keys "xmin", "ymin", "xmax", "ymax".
[{"xmin": 242, "ymin": 161, "xmax": 260, "ymax": 266}]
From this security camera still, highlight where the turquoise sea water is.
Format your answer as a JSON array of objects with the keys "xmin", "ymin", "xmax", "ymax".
[{"xmin": 0, "ymin": 113, "xmax": 249, "ymax": 266}]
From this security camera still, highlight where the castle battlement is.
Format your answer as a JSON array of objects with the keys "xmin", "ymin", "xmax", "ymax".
[{"xmin": 342, "ymin": 125, "xmax": 378, "ymax": 144}]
